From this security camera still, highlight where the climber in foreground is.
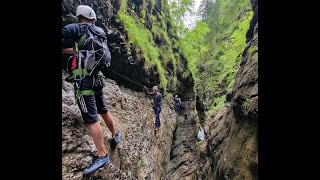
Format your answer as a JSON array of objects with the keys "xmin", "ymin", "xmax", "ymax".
[
  {"xmin": 151, "ymin": 86, "xmax": 162, "ymax": 130},
  {"xmin": 62, "ymin": 5, "xmax": 121, "ymax": 175}
]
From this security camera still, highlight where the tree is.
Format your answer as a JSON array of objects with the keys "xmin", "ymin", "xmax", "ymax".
[{"xmin": 169, "ymin": 0, "xmax": 194, "ymax": 37}]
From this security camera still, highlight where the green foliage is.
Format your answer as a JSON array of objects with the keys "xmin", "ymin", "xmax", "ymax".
[
  {"xmin": 156, "ymin": 60, "xmax": 168, "ymax": 91},
  {"xmin": 226, "ymin": 79, "xmax": 235, "ymax": 93},
  {"xmin": 182, "ymin": 70, "xmax": 190, "ymax": 79},
  {"xmin": 150, "ymin": 14, "xmax": 157, "ymax": 23},
  {"xmin": 248, "ymin": 46, "xmax": 257, "ymax": 54},
  {"xmin": 173, "ymin": 75, "xmax": 178, "ymax": 88},
  {"xmin": 180, "ymin": 21, "xmax": 210, "ymax": 80},
  {"xmin": 140, "ymin": 18, "xmax": 145, "ymax": 24},
  {"xmin": 140, "ymin": 9, "xmax": 146, "ymax": 23},
  {"xmin": 115, "ymin": 18, "xmax": 120, "ymax": 23},
  {"xmin": 206, "ymin": 95, "xmax": 226, "ymax": 117},
  {"xmin": 140, "ymin": 10, "xmax": 146, "ymax": 19},
  {"xmin": 161, "ymin": 19, "xmax": 167, "ymax": 30},
  {"xmin": 212, "ymin": 95, "xmax": 226, "ymax": 111},
  {"xmin": 164, "ymin": 92, "xmax": 173, "ymax": 104},
  {"xmin": 214, "ymin": 10, "xmax": 253, "ymax": 85},
  {"xmin": 252, "ymin": 52, "xmax": 258, "ymax": 61},
  {"xmin": 169, "ymin": 0, "xmax": 193, "ymax": 20},
  {"xmin": 179, "ymin": 0, "xmax": 253, "ymax": 117},
  {"xmin": 248, "ymin": 45, "xmax": 258, "ymax": 61},
  {"xmin": 150, "ymin": 0, "xmax": 156, "ymax": 11},
  {"xmin": 118, "ymin": 0, "xmax": 168, "ymax": 92},
  {"xmin": 119, "ymin": 0, "xmax": 127, "ymax": 13},
  {"xmin": 169, "ymin": 0, "xmax": 193, "ymax": 37},
  {"xmin": 151, "ymin": 24, "xmax": 171, "ymax": 45},
  {"xmin": 241, "ymin": 95, "xmax": 250, "ymax": 112}
]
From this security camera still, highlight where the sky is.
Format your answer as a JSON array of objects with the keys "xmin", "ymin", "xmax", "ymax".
[
  {"xmin": 183, "ymin": 0, "xmax": 203, "ymax": 29},
  {"xmin": 168, "ymin": 0, "xmax": 203, "ymax": 30}
]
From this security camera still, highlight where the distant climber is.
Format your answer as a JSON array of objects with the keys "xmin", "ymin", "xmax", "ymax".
[
  {"xmin": 184, "ymin": 112, "xmax": 188, "ymax": 120},
  {"xmin": 151, "ymin": 86, "xmax": 162, "ymax": 130},
  {"xmin": 173, "ymin": 95, "xmax": 182, "ymax": 113},
  {"xmin": 62, "ymin": 5, "xmax": 121, "ymax": 175},
  {"xmin": 173, "ymin": 95, "xmax": 178, "ymax": 112}
]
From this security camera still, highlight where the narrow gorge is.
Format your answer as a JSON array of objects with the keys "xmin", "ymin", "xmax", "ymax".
[{"xmin": 62, "ymin": 0, "xmax": 258, "ymax": 179}]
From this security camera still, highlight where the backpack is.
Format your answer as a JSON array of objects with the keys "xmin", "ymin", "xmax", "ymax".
[{"xmin": 67, "ymin": 24, "xmax": 111, "ymax": 76}]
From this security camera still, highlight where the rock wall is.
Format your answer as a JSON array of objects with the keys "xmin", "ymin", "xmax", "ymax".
[
  {"xmin": 165, "ymin": 101, "xmax": 199, "ymax": 180},
  {"xmin": 166, "ymin": 0, "xmax": 258, "ymax": 179},
  {"xmin": 62, "ymin": 72, "xmax": 176, "ymax": 179},
  {"xmin": 197, "ymin": 0, "xmax": 258, "ymax": 179}
]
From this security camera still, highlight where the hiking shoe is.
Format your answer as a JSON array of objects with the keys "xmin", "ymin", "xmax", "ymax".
[
  {"xmin": 114, "ymin": 131, "xmax": 121, "ymax": 144},
  {"xmin": 83, "ymin": 155, "xmax": 110, "ymax": 175}
]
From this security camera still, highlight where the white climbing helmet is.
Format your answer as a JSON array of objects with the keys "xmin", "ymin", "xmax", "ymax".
[
  {"xmin": 152, "ymin": 86, "xmax": 158, "ymax": 91},
  {"xmin": 76, "ymin": 5, "xmax": 96, "ymax": 20}
]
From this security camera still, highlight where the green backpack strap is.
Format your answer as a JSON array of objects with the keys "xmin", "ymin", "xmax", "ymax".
[
  {"xmin": 80, "ymin": 90, "xmax": 95, "ymax": 96},
  {"xmin": 72, "ymin": 68, "xmax": 89, "ymax": 77},
  {"xmin": 73, "ymin": 89, "xmax": 95, "ymax": 105},
  {"xmin": 75, "ymin": 41, "xmax": 79, "ymax": 52}
]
